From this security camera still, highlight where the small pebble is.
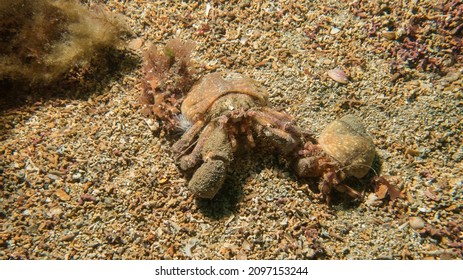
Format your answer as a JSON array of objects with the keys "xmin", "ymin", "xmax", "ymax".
[
  {"xmin": 61, "ymin": 233, "xmax": 77, "ymax": 242},
  {"xmin": 81, "ymin": 193, "xmax": 96, "ymax": 202},
  {"xmin": 330, "ymin": 27, "xmax": 341, "ymax": 34},
  {"xmin": 104, "ymin": 197, "xmax": 114, "ymax": 208},
  {"xmin": 49, "ymin": 207, "xmax": 63, "ymax": 217},
  {"xmin": 365, "ymin": 193, "xmax": 379, "ymax": 206},
  {"xmin": 72, "ymin": 173, "xmax": 82, "ymax": 182},
  {"xmin": 47, "ymin": 174, "xmax": 61, "ymax": 181},
  {"xmin": 55, "ymin": 189, "xmax": 71, "ymax": 201},
  {"xmin": 409, "ymin": 217, "xmax": 425, "ymax": 230}
]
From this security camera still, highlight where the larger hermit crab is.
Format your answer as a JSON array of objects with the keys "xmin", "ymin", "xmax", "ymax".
[{"xmin": 172, "ymin": 72, "xmax": 304, "ymax": 198}]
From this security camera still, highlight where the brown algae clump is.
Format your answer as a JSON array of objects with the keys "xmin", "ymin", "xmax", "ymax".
[{"xmin": 0, "ymin": 0, "xmax": 129, "ymax": 85}]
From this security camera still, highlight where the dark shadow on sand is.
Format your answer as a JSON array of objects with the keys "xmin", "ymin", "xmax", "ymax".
[
  {"xmin": 0, "ymin": 49, "xmax": 141, "ymax": 140},
  {"xmin": 194, "ymin": 154, "xmax": 275, "ymax": 220}
]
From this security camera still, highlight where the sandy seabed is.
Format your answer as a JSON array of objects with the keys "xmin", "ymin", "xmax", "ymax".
[{"xmin": 1, "ymin": 0, "xmax": 462, "ymax": 259}]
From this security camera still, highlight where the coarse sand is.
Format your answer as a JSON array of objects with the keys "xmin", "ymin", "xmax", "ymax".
[{"xmin": 1, "ymin": 0, "xmax": 462, "ymax": 259}]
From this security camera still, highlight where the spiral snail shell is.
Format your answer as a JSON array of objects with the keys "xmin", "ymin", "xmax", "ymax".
[{"xmin": 318, "ymin": 115, "xmax": 375, "ymax": 178}]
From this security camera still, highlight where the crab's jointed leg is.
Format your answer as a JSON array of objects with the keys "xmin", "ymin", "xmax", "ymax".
[
  {"xmin": 172, "ymin": 119, "xmax": 205, "ymax": 155},
  {"xmin": 176, "ymin": 122, "xmax": 213, "ymax": 171},
  {"xmin": 250, "ymin": 109, "xmax": 302, "ymax": 154}
]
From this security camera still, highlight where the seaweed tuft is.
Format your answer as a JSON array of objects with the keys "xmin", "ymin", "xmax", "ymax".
[
  {"xmin": 0, "ymin": 0, "xmax": 129, "ymax": 87},
  {"xmin": 140, "ymin": 38, "xmax": 198, "ymax": 132}
]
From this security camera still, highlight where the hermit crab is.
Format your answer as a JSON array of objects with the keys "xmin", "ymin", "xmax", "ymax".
[
  {"xmin": 294, "ymin": 115, "xmax": 376, "ymax": 204},
  {"xmin": 172, "ymin": 72, "xmax": 304, "ymax": 198}
]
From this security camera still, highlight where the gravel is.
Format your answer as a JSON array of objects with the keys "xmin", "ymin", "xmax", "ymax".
[{"xmin": 0, "ymin": 0, "xmax": 462, "ymax": 260}]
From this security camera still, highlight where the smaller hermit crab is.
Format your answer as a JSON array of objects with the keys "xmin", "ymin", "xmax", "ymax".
[
  {"xmin": 172, "ymin": 72, "xmax": 304, "ymax": 199},
  {"xmin": 294, "ymin": 115, "xmax": 376, "ymax": 204}
]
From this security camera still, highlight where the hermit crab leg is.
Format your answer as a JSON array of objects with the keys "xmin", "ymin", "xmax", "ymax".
[
  {"xmin": 261, "ymin": 107, "xmax": 295, "ymax": 122},
  {"xmin": 172, "ymin": 120, "xmax": 205, "ymax": 155},
  {"xmin": 249, "ymin": 110, "xmax": 302, "ymax": 153},
  {"xmin": 176, "ymin": 123, "xmax": 214, "ymax": 171},
  {"xmin": 332, "ymin": 184, "xmax": 363, "ymax": 200},
  {"xmin": 241, "ymin": 118, "xmax": 256, "ymax": 148},
  {"xmin": 254, "ymin": 108, "xmax": 302, "ymax": 137}
]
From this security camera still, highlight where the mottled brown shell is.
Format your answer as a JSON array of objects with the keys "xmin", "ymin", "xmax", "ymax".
[
  {"xmin": 181, "ymin": 72, "xmax": 269, "ymax": 122},
  {"xmin": 318, "ymin": 115, "xmax": 375, "ymax": 178}
]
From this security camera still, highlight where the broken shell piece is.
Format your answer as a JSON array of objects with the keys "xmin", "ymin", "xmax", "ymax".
[
  {"xmin": 330, "ymin": 27, "xmax": 341, "ymax": 35},
  {"xmin": 365, "ymin": 193, "xmax": 380, "ymax": 206},
  {"xmin": 318, "ymin": 115, "xmax": 375, "ymax": 178},
  {"xmin": 382, "ymin": 31, "xmax": 397, "ymax": 40},
  {"xmin": 184, "ymin": 237, "xmax": 199, "ymax": 257},
  {"xmin": 327, "ymin": 68, "xmax": 349, "ymax": 84}
]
